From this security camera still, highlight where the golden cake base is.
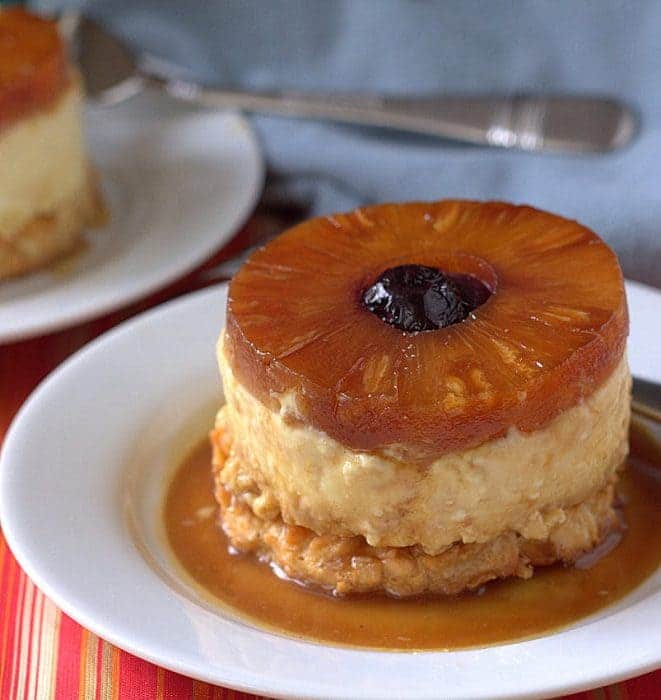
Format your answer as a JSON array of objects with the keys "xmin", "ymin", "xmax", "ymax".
[{"xmin": 0, "ymin": 169, "xmax": 106, "ymax": 281}]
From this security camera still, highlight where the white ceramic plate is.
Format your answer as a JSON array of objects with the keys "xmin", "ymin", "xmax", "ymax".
[
  {"xmin": 0, "ymin": 90, "xmax": 263, "ymax": 343},
  {"xmin": 1, "ymin": 281, "xmax": 660, "ymax": 700}
]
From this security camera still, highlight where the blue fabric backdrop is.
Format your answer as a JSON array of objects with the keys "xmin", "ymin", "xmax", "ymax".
[{"xmin": 35, "ymin": 0, "xmax": 661, "ymax": 286}]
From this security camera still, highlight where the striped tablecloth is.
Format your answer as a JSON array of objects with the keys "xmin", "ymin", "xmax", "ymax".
[{"xmin": 0, "ymin": 219, "xmax": 659, "ymax": 700}]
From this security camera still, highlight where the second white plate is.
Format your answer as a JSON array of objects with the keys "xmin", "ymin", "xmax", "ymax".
[{"xmin": 0, "ymin": 90, "xmax": 263, "ymax": 343}]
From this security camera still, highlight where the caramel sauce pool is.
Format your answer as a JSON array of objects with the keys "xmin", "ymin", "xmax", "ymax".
[{"xmin": 164, "ymin": 422, "xmax": 661, "ymax": 650}]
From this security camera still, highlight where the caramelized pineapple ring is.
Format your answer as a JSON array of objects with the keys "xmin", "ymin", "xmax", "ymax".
[
  {"xmin": 226, "ymin": 200, "xmax": 628, "ymax": 457},
  {"xmin": 0, "ymin": 8, "xmax": 70, "ymax": 130},
  {"xmin": 217, "ymin": 347, "xmax": 630, "ymax": 554}
]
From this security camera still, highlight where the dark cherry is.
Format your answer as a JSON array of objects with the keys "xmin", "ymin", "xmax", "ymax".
[
  {"xmin": 362, "ymin": 264, "xmax": 491, "ymax": 333},
  {"xmin": 448, "ymin": 272, "xmax": 492, "ymax": 311}
]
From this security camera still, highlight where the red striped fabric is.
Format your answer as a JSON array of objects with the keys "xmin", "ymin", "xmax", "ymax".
[
  {"xmin": 0, "ymin": 225, "xmax": 659, "ymax": 699},
  {"xmin": 1, "ymin": 530, "xmax": 660, "ymax": 699}
]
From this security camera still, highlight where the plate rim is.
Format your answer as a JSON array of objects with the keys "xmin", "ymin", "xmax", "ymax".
[
  {"xmin": 1, "ymin": 281, "xmax": 661, "ymax": 700},
  {"xmin": 0, "ymin": 97, "xmax": 264, "ymax": 344}
]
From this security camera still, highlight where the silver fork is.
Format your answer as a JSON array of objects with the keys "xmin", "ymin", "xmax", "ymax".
[{"xmin": 60, "ymin": 12, "xmax": 638, "ymax": 154}]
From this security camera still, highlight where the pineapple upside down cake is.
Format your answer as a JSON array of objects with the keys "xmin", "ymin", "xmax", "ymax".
[
  {"xmin": 0, "ymin": 8, "xmax": 105, "ymax": 280},
  {"xmin": 211, "ymin": 200, "xmax": 630, "ymax": 597}
]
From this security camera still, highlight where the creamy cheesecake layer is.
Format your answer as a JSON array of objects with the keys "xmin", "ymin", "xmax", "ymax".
[
  {"xmin": 212, "ymin": 427, "xmax": 618, "ymax": 597},
  {"xmin": 218, "ymin": 335, "xmax": 630, "ymax": 554},
  {"xmin": 0, "ymin": 81, "xmax": 87, "ymax": 241}
]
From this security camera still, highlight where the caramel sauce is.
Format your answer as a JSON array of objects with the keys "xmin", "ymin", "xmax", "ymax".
[{"xmin": 164, "ymin": 420, "xmax": 661, "ymax": 650}]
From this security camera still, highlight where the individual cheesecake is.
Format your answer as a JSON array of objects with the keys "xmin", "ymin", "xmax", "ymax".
[
  {"xmin": 0, "ymin": 8, "xmax": 105, "ymax": 281},
  {"xmin": 211, "ymin": 200, "xmax": 630, "ymax": 597}
]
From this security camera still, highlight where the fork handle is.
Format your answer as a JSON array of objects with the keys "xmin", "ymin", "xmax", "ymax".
[{"xmin": 144, "ymin": 71, "xmax": 635, "ymax": 154}]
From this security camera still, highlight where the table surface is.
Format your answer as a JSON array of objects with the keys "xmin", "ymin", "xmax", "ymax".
[{"xmin": 0, "ymin": 217, "xmax": 659, "ymax": 700}]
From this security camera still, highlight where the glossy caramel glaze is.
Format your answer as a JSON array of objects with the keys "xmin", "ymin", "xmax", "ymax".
[
  {"xmin": 226, "ymin": 201, "xmax": 628, "ymax": 459},
  {"xmin": 0, "ymin": 8, "xmax": 70, "ymax": 130},
  {"xmin": 164, "ymin": 421, "xmax": 660, "ymax": 650}
]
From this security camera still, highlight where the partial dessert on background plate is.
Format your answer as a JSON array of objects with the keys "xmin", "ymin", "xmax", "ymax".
[
  {"xmin": 0, "ymin": 7, "xmax": 105, "ymax": 281},
  {"xmin": 211, "ymin": 199, "xmax": 630, "ymax": 597}
]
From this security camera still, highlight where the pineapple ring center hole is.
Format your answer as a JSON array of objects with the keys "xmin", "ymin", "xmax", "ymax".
[{"xmin": 362, "ymin": 263, "xmax": 493, "ymax": 333}]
